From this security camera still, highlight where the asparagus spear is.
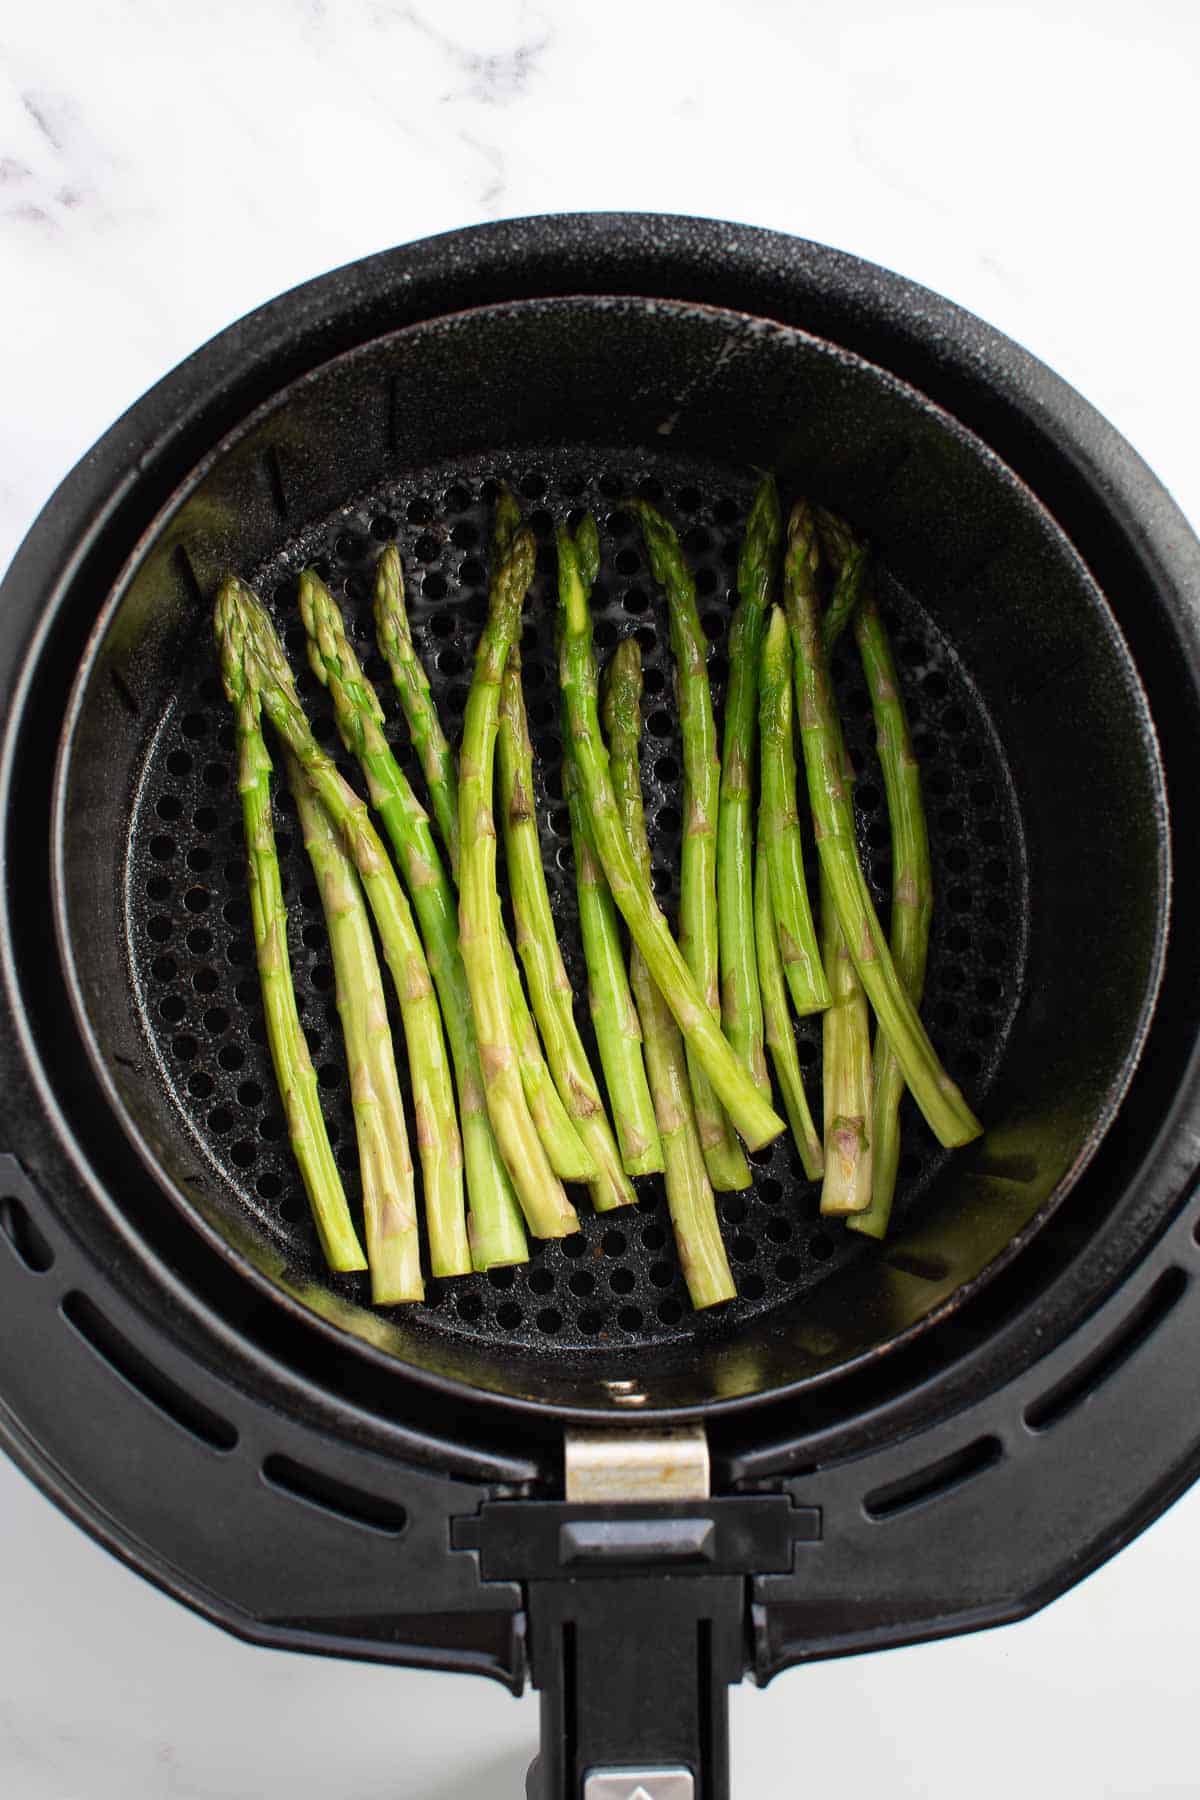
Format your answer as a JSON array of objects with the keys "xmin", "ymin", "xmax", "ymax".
[
  {"xmin": 213, "ymin": 587, "xmax": 367, "ymax": 1277},
  {"xmin": 557, "ymin": 520, "xmax": 785, "ymax": 1154},
  {"xmin": 818, "ymin": 865, "xmax": 873, "ymax": 1213},
  {"xmin": 285, "ymin": 753, "xmax": 424, "ymax": 1299},
  {"xmin": 754, "ymin": 802, "xmax": 823, "ymax": 1181},
  {"xmin": 783, "ymin": 502, "xmax": 981, "ymax": 1149},
  {"xmin": 298, "ymin": 570, "xmax": 527, "ymax": 1271},
  {"xmin": 847, "ymin": 559, "xmax": 933, "ymax": 1240},
  {"xmin": 374, "ymin": 542, "xmax": 460, "ymax": 873},
  {"xmin": 371, "ymin": 537, "xmax": 593, "ymax": 1184},
  {"xmin": 226, "ymin": 578, "xmax": 472, "ymax": 1274},
  {"xmin": 632, "ymin": 500, "xmax": 750, "ymax": 1192},
  {"xmin": 805, "ymin": 516, "xmax": 875, "ymax": 1212},
  {"xmin": 458, "ymin": 522, "xmax": 581, "ymax": 1237},
  {"xmin": 604, "ymin": 638, "xmax": 735, "ymax": 1310},
  {"xmin": 717, "ymin": 474, "xmax": 778, "ymax": 1097},
  {"xmin": 759, "ymin": 606, "xmax": 831, "ymax": 1017},
  {"xmin": 564, "ymin": 517, "xmax": 663, "ymax": 1179},
  {"xmin": 498, "ymin": 646, "xmax": 637, "ymax": 1213}
]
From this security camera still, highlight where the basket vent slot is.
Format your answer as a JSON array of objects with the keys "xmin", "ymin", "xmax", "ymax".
[
  {"xmin": 60, "ymin": 1291, "xmax": 238, "ymax": 1451},
  {"xmin": 1024, "ymin": 1266, "xmax": 1187, "ymax": 1433},
  {"xmin": 261, "ymin": 1453, "xmax": 408, "ymax": 1535},
  {"xmin": 0, "ymin": 1193, "xmax": 54, "ymax": 1274},
  {"xmin": 864, "ymin": 1434, "xmax": 1002, "ymax": 1520}
]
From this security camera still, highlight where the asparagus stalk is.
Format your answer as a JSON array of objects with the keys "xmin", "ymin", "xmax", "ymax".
[
  {"xmin": 632, "ymin": 500, "xmax": 750, "ymax": 1192},
  {"xmin": 848, "ymin": 561, "xmax": 933, "ymax": 1239},
  {"xmin": 759, "ymin": 606, "xmax": 831, "ymax": 1017},
  {"xmin": 754, "ymin": 802, "xmax": 823, "ymax": 1181},
  {"xmin": 564, "ymin": 517, "xmax": 663, "ymax": 1179},
  {"xmin": 604, "ymin": 638, "xmax": 735, "ymax": 1310},
  {"xmin": 806, "ymin": 515, "xmax": 875, "ymax": 1212},
  {"xmin": 226, "ymin": 578, "xmax": 472, "ymax": 1273},
  {"xmin": 498, "ymin": 648, "xmax": 637, "ymax": 1212},
  {"xmin": 783, "ymin": 501, "xmax": 981, "ymax": 1149},
  {"xmin": 371, "ymin": 537, "xmax": 593, "ymax": 1185},
  {"xmin": 458, "ymin": 521, "xmax": 581, "ymax": 1237},
  {"xmin": 556, "ymin": 520, "xmax": 785, "ymax": 1154},
  {"xmin": 717, "ymin": 474, "xmax": 778, "ymax": 1096},
  {"xmin": 285, "ymin": 753, "xmax": 424, "ymax": 1299},
  {"xmin": 374, "ymin": 542, "xmax": 461, "ymax": 873},
  {"xmin": 564, "ymin": 756, "xmax": 664, "ymax": 1178},
  {"xmin": 818, "ymin": 865, "xmax": 874, "ymax": 1213},
  {"xmin": 213, "ymin": 587, "xmax": 367, "ymax": 1277},
  {"xmin": 298, "ymin": 570, "xmax": 527, "ymax": 1271}
]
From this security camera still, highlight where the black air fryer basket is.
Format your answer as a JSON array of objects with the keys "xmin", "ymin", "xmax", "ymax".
[{"xmin": 2, "ymin": 215, "xmax": 1199, "ymax": 1800}]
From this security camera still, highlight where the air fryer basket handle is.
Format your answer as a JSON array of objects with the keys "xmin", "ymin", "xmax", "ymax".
[{"xmin": 524, "ymin": 1572, "xmax": 744, "ymax": 1799}]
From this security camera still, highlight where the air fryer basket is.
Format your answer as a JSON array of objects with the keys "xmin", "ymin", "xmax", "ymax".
[
  {"xmin": 4, "ymin": 217, "xmax": 1199, "ymax": 1800},
  {"xmin": 55, "ymin": 293, "xmax": 1163, "ymax": 1413}
]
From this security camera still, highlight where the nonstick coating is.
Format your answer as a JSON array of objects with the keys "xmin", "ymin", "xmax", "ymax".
[{"xmin": 54, "ymin": 295, "xmax": 1166, "ymax": 1411}]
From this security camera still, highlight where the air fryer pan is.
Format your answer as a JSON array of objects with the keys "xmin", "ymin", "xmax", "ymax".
[{"xmin": 55, "ymin": 292, "xmax": 1165, "ymax": 1415}]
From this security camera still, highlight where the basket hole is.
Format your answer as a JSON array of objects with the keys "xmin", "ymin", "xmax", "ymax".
[
  {"xmin": 457, "ymin": 1292, "xmax": 483, "ymax": 1322},
  {"xmin": 569, "ymin": 1271, "xmax": 595, "ymax": 1297},
  {"xmin": 172, "ymin": 1035, "xmax": 198, "ymax": 1062},
  {"xmin": 256, "ymin": 1170, "xmax": 281, "ymax": 1199},
  {"xmin": 577, "ymin": 1309, "xmax": 604, "ymax": 1336},
  {"xmin": 617, "ymin": 1306, "xmax": 643, "ymax": 1332},
  {"xmin": 218, "ymin": 1044, "xmax": 245, "ymax": 1072},
  {"xmin": 609, "ymin": 1267, "xmax": 636, "ymax": 1295},
  {"xmin": 809, "ymin": 1232, "xmax": 835, "ymax": 1261},
  {"xmin": 370, "ymin": 513, "xmax": 397, "ymax": 540},
  {"xmin": 496, "ymin": 1303, "xmax": 523, "ymax": 1330},
  {"xmin": 648, "ymin": 1261, "xmax": 674, "ymax": 1289},
  {"xmin": 156, "ymin": 794, "xmax": 182, "ymax": 821},
  {"xmin": 740, "ymin": 1272, "xmax": 765, "ymax": 1300},
  {"xmin": 536, "ymin": 1307, "xmax": 562, "ymax": 1335},
  {"xmin": 529, "ymin": 1268, "xmax": 554, "ymax": 1296},
  {"xmin": 775, "ymin": 1254, "xmax": 801, "ymax": 1281},
  {"xmin": 601, "ymin": 1229, "xmax": 626, "ymax": 1257},
  {"xmin": 641, "ymin": 1223, "xmax": 666, "ymax": 1251},
  {"xmin": 721, "ymin": 1196, "xmax": 746, "ymax": 1225},
  {"xmin": 657, "ymin": 1297, "xmax": 683, "ymax": 1325},
  {"xmin": 561, "ymin": 1235, "xmax": 587, "ymax": 1259},
  {"xmin": 151, "ymin": 954, "xmax": 177, "ymax": 982}
]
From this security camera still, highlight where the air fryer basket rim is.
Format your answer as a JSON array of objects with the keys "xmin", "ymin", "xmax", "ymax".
[{"xmin": 0, "ymin": 215, "xmax": 1197, "ymax": 1489}]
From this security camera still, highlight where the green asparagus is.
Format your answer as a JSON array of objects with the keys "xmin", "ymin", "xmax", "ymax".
[
  {"xmin": 286, "ymin": 753, "xmax": 424, "ymax": 1299},
  {"xmin": 564, "ymin": 516, "xmax": 663, "ymax": 1179},
  {"xmin": 633, "ymin": 500, "xmax": 750, "ymax": 1191},
  {"xmin": 227, "ymin": 579, "xmax": 472, "ymax": 1274},
  {"xmin": 818, "ymin": 865, "xmax": 873, "ymax": 1213},
  {"xmin": 557, "ymin": 520, "xmax": 785, "ymax": 1154},
  {"xmin": 604, "ymin": 638, "xmax": 735, "ymax": 1310},
  {"xmin": 374, "ymin": 542, "xmax": 461, "ymax": 873},
  {"xmin": 298, "ymin": 570, "xmax": 527, "ymax": 1271},
  {"xmin": 848, "ymin": 557, "xmax": 933, "ymax": 1239},
  {"xmin": 371, "ymin": 539, "xmax": 594, "ymax": 1185},
  {"xmin": 458, "ymin": 521, "xmax": 580, "ymax": 1238},
  {"xmin": 717, "ymin": 474, "xmax": 778, "ymax": 1097},
  {"xmin": 498, "ymin": 645, "xmax": 637, "ymax": 1213},
  {"xmin": 784, "ymin": 501, "xmax": 981, "ymax": 1150},
  {"xmin": 759, "ymin": 606, "xmax": 830, "ymax": 1017},
  {"xmin": 213, "ymin": 584, "xmax": 367, "ymax": 1277},
  {"xmin": 754, "ymin": 801, "xmax": 823, "ymax": 1181}
]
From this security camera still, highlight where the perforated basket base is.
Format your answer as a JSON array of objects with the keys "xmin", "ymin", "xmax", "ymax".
[{"xmin": 126, "ymin": 450, "xmax": 1027, "ymax": 1359}]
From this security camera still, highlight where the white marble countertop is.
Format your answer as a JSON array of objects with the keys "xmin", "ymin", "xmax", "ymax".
[{"xmin": 2, "ymin": 1, "xmax": 1199, "ymax": 1795}]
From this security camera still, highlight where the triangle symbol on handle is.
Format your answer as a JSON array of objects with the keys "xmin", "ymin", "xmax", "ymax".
[{"xmin": 629, "ymin": 1790, "xmax": 655, "ymax": 1800}]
